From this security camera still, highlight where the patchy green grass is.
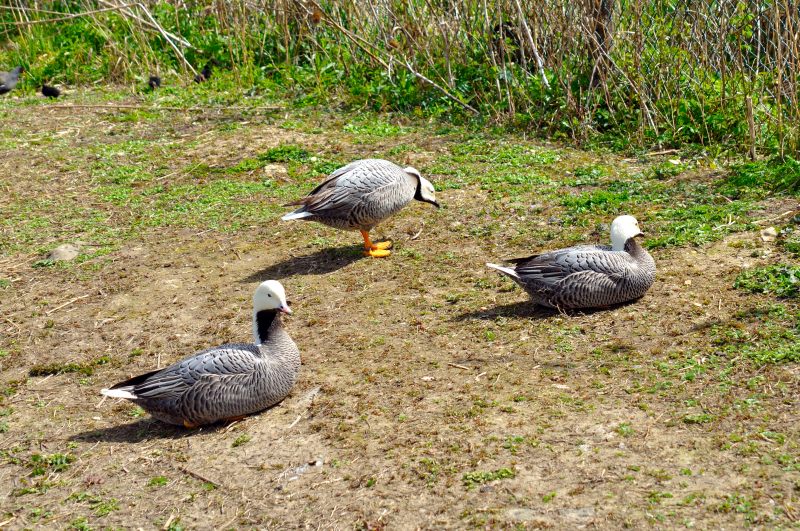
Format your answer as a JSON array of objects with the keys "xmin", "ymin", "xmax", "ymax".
[
  {"xmin": 231, "ymin": 434, "xmax": 252, "ymax": 448},
  {"xmin": 712, "ymin": 304, "xmax": 800, "ymax": 364},
  {"xmin": 343, "ymin": 118, "xmax": 408, "ymax": 139},
  {"xmin": 462, "ymin": 468, "xmax": 515, "ymax": 489},
  {"xmin": 29, "ymin": 356, "xmax": 111, "ymax": 377},
  {"xmin": 68, "ymin": 492, "xmax": 120, "ymax": 517},
  {"xmin": 721, "ymin": 157, "xmax": 800, "ymax": 198},
  {"xmin": 735, "ymin": 265, "xmax": 800, "ymax": 299},
  {"xmin": 148, "ymin": 476, "xmax": 169, "ymax": 487}
]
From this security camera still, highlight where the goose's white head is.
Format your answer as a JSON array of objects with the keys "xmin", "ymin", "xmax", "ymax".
[
  {"xmin": 406, "ymin": 167, "xmax": 440, "ymax": 208},
  {"xmin": 610, "ymin": 215, "xmax": 644, "ymax": 251},
  {"xmin": 253, "ymin": 280, "xmax": 291, "ymax": 314}
]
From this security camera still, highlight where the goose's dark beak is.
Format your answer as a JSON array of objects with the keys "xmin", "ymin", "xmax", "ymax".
[{"xmin": 429, "ymin": 199, "xmax": 441, "ymax": 209}]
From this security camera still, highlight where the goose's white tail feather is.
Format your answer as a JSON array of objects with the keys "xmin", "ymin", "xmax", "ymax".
[
  {"xmin": 281, "ymin": 210, "xmax": 313, "ymax": 221},
  {"xmin": 101, "ymin": 388, "xmax": 137, "ymax": 399},
  {"xmin": 486, "ymin": 262, "xmax": 519, "ymax": 279}
]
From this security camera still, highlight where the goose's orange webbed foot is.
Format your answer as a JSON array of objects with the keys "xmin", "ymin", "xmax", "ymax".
[{"xmin": 360, "ymin": 230, "xmax": 392, "ymax": 258}]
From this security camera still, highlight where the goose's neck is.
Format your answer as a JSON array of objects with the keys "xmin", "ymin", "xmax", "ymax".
[
  {"xmin": 253, "ymin": 309, "xmax": 283, "ymax": 345},
  {"xmin": 624, "ymin": 237, "xmax": 649, "ymax": 260}
]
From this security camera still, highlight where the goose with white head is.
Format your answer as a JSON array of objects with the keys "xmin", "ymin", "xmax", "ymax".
[
  {"xmin": 281, "ymin": 159, "xmax": 440, "ymax": 257},
  {"xmin": 101, "ymin": 281, "xmax": 300, "ymax": 428},
  {"xmin": 487, "ymin": 215, "xmax": 656, "ymax": 310}
]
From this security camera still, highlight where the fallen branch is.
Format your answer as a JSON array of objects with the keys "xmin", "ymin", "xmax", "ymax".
[{"xmin": 447, "ymin": 362, "xmax": 472, "ymax": 371}]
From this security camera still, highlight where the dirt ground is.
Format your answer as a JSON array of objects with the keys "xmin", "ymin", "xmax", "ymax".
[{"xmin": 0, "ymin": 95, "xmax": 798, "ymax": 530}]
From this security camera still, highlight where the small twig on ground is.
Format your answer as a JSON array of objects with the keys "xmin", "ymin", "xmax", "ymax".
[
  {"xmin": 287, "ymin": 414, "xmax": 303, "ymax": 430},
  {"xmin": 46, "ymin": 294, "xmax": 90, "ymax": 315},
  {"xmin": 447, "ymin": 362, "xmax": 472, "ymax": 370},
  {"xmin": 646, "ymin": 148, "xmax": 680, "ymax": 156},
  {"xmin": 410, "ymin": 223, "xmax": 425, "ymax": 241},
  {"xmin": 178, "ymin": 466, "xmax": 221, "ymax": 488},
  {"xmin": 311, "ymin": 477, "xmax": 344, "ymax": 488},
  {"xmin": 34, "ymin": 374, "xmax": 55, "ymax": 386},
  {"xmin": 222, "ymin": 420, "xmax": 242, "ymax": 434},
  {"xmin": 285, "ymin": 386, "xmax": 321, "ymax": 430},
  {"xmin": 217, "ymin": 515, "xmax": 239, "ymax": 530},
  {"xmin": 754, "ymin": 209, "xmax": 798, "ymax": 225},
  {"xmin": 712, "ymin": 215, "xmax": 735, "ymax": 230},
  {"xmin": 95, "ymin": 394, "xmax": 108, "ymax": 409}
]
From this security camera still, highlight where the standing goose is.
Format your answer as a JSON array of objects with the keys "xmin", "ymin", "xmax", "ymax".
[
  {"xmin": 487, "ymin": 215, "xmax": 656, "ymax": 309},
  {"xmin": 281, "ymin": 159, "xmax": 440, "ymax": 257},
  {"xmin": 101, "ymin": 281, "xmax": 300, "ymax": 428},
  {"xmin": 0, "ymin": 66, "xmax": 23, "ymax": 95}
]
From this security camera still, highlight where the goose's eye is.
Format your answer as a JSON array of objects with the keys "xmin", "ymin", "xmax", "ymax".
[{"xmin": 268, "ymin": 294, "xmax": 272, "ymax": 298}]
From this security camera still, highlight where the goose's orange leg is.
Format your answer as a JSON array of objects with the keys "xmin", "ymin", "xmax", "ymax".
[
  {"xmin": 183, "ymin": 419, "xmax": 199, "ymax": 429},
  {"xmin": 360, "ymin": 230, "xmax": 392, "ymax": 257}
]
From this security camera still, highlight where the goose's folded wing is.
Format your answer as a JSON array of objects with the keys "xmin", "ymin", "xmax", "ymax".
[
  {"xmin": 124, "ymin": 345, "xmax": 259, "ymax": 400},
  {"xmin": 514, "ymin": 248, "xmax": 632, "ymax": 287},
  {"xmin": 286, "ymin": 162, "xmax": 357, "ymax": 206},
  {"xmin": 292, "ymin": 161, "xmax": 401, "ymax": 217}
]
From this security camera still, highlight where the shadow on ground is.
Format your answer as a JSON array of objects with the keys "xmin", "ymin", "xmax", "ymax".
[
  {"xmin": 454, "ymin": 300, "xmax": 637, "ymax": 321},
  {"xmin": 242, "ymin": 245, "xmax": 363, "ymax": 281},
  {"xmin": 70, "ymin": 420, "xmax": 197, "ymax": 444},
  {"xmin": 453, "ymin": 301, "xmax": 557, "ymax": 321}
]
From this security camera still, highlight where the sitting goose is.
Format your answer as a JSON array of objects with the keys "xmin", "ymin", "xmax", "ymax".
[
  {"xmin": 281, "ymin": 159, "xmax": 440, "ymax": 257},
  {"xmin": 101, "ymin": 281, "xmax": 300, "ymax": 428},
  {"xmin": 487, "ymin": 215, "xmax": 655, "ymax": 309}
]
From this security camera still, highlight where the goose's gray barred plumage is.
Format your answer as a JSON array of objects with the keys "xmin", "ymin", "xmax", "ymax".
[
  {"xmin": 281, "ymin": 159, "xmax": 439, "ymax": 257},
  {"xmin": 101, "ymin": 281, "xmax": 300, "ymax": 427},
  {"xmin": 0, "ymin": 66, "xmax": 23, "ymax": 95},
  {"xmin": 487, "ymin": 215, "xmax": 656, "ymax": 310}
]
